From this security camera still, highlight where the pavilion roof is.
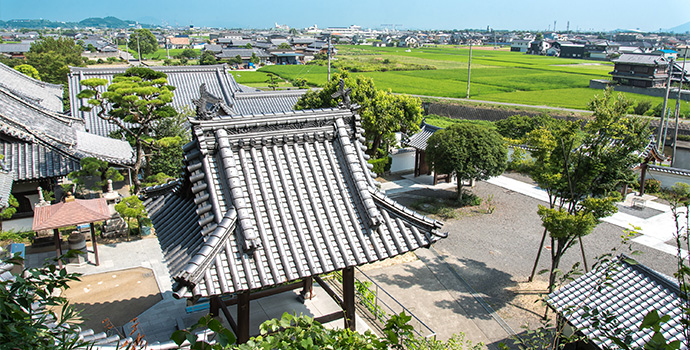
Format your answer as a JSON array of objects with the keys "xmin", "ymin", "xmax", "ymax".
[
  {"xmin": 32, "ymin": 198, "xmax": 111, "ymax": 231},
  {"xmin": 145, "ymin": 103, "xmax": 445, "ymax": 299}
]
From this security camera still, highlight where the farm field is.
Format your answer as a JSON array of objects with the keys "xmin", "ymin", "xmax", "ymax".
[{"xmin": 260, "ymin": 45, "xmax": 689, "ymax": 114}]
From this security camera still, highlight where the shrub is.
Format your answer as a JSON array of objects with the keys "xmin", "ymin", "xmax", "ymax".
[
  {"xmin": 0, "ymin": 230, "xmax": 34, "ymax": 244},
  {"xmin": 368, "ymin": 156, "xmax": 391, "ymax": 176},
  {"xmin": 644, "ymin": 179, "xmax": 661, "ymax": 193},
  {"xmin": 633, "ymin": 100, "xmax": 652, "ymax": 115}
]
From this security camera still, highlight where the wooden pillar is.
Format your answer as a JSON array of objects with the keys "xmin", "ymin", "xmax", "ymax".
[
  {"xmin": 90, "ymin": 223, "xmax": 99, "ymax": 266},
  {"xmin": 414, "ymin": 150, "xmax": 420, "ymax": 177},
  {"xmin": 53, "ymin": 228, "xmax": 63, "ymax": 268},
  {"xmin": 209, "ymin": 295, "xmax": 221, "ymax": 318},
  {"xmin": 300, "ymin": 277, "xmax": 314, "ymax": 300},
  {"xmin": 342, "ymin": 267, "xmax": 356, "ymax": 331},
  {"xmin": 237, "ymin": 291, "xmax": 250, "ymax": 344}
]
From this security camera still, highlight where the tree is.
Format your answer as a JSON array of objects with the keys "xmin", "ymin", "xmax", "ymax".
[
  {"xmin": 265, "ymin": 73, "xmax": 279, "ymax": 91},
  {"xmin": 426, "ymin": 123, "xmax": 508, "ymax": 199},
  {"xmin": 535, "ymin": 32, "xmax": 544, "ymax": 41},
  {"xmin": 178, "ymin": 48, "xmax": 198, "ymax": 60},
  {"xmin": 25, "ymin": 36, "xmax": 85, "ymax": 85},
  {"xmin": 244, "ymin": 43, "xmax": 252, "ymax": 49},
  {"xmin": 86, "ymin": 43, "xmax": 97, "ymax": 52},
  {"xmin": 250, "ymin": 52, "xmax": 259, "ymax": 65},
  {"xmin": 199, "ymin": 50, "xmax": 217, "ymax": 65},
  {"xmin": 67, "ymin": 157, "xmax": 124, "ymax": 194},
  {"xmin": 77, "ymin": 67, "xmax": 177, "ymax": 194},
  {"xmin": 526, "ymin": 89, "xmax": 651, "ymax": 292},
  {"xmin": 127, "ymin": 29, "xmax": 158, "ymax": 56},
  {"xmin": 115, "ymin": 195, "xmax": 148, "ymax": 241},
  {"xmin": 0, "ymin": 253, "xmax": 87, "ymax": 349},
  {"xmin": 277, "ymin": 42, "xmax": 292, "ymax": 50},
  {"xmin": 294, "ymin": 73, "xmax": 423, "ymax": 157},
  {"xmin": 14, "ymin": 64, "xmax": 40, "ymax": 80},
  {"xmin": 291, "ymin": 77, "xmax": 307, "ymax": 88}
]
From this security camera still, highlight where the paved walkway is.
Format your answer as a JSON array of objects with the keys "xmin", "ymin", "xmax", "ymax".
[
  {"xmin": 485, "ymin": 176, "xmax": 686, "ymax": 257},
  {"xmin": 381, "ymin": 173, "xmax": 686, "ymax": 258}
]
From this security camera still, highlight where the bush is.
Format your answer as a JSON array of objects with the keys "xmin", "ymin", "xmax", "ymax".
[
  {"xmin": 633, "ymin": 100, "xmax": 652, "ymax": 115},
  {"xmin": 507, "ymin": 147, "xmax": 534, "ymax": 173},
  {"xmin": 0, "ymin": 230, "xmax": 34, "ymax": 244},
  {"xmin": 644, "ymin": 178, "xmax": 661, "ymax": 193},
  {"xmin": 368, "ymin": 156, "xmax": 391, "ymax": 176}
]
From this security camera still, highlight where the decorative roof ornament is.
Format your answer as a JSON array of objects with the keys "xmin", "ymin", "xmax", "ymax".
[
  {"xmin": 192, "ymin": 83, "xmax": 234, "ymax": 120},
  {"xmin": 331, "ymin": 79, "xmax": 360, "ymax": 111}
]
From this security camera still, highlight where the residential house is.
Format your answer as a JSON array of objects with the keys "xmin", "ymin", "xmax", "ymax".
[
  {"xmin": 216, "ymin": 48, "xmax": 270, "ymax": 66},
  {"xmin": 560, "ymin": 43, "xmax": 586, "ymax": 58},
  {"xmin": 167, "ymin": 36, "xmax": 190, "ymax": 49},
  {"xmin": 652, "ymin": 49, "xmax": 678, "ymax": 60},
  {"xmin": 0, "ymin": 43, "xmax": 31, "ymax": 59},
  {"xmin": 527, "ymin": 40, "xmax": 550, "ymax": 55},
  {"xmin": 609, "ymin": 54, "xmax": 669, "ymax": 88},
  {"xmin": 510, "ymin": 39, "xmax": 532, "ymax": 52}
]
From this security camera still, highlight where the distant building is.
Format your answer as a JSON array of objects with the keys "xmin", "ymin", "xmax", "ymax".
[
  {"xmin": 609, "ymin": 54, "xmax": 669, "ymax": 88},
  {"xmin": 510, "ymin": 39, "xmax": 532, "ymax": 53}
]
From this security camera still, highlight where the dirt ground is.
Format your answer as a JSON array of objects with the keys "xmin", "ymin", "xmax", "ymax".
[{"xmin": 60, "ymin": 267, "xmax": 162, "ymax": 333}]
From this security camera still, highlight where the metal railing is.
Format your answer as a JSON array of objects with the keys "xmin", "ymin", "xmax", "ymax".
[{"xmin": 353, "ymin": 267, "xmax": 436, "ymax": 339}]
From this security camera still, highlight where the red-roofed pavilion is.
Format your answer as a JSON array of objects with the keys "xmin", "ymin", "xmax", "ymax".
[{"xmin": 32, "ymin": 197, "xmax": 111, "ymax": 267}]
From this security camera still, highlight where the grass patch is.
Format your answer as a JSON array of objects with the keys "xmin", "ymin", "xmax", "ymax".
[
  {"xmin": 409, "ymin": 190, "xmax": 482, "ymax": 219},
  {"xmin": 424, "ymin": 114, "xmax": 497, "ymax": 129}
]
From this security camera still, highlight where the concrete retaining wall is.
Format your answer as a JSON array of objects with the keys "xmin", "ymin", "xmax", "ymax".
[{"xmin": 590, "ymin": 79, "xmax": 690, "ymax": 102}]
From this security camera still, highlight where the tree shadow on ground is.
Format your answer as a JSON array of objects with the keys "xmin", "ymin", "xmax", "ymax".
[{"xmin": 366, "ymin": 256, "xmax": 518, "ymax": 321}]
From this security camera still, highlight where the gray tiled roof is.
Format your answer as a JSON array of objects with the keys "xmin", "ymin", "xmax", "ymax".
[
  {"xmin": 548, "ymin": 256, "xmax": 685, "ymax": 348},
  {"xmin": 0, "ymin": 62, "xmax": 64, "ymax": 112},
  {"xmin": 0, "ymin": 140, "xmax": 80, "ymax": 181},
  {"xmin": 404, "ymin": 122, "xmax": 443, "ymax": 150},
  {"xmin": 0, "ymin": 84, "xmax": 134, "ymax": 181},
  {"xmin": 144, "ymin": 181, "xmax": 204, "ymax": 278},
  {"xmin": 0, "ymin": 169, "xmax": 14, "ymax": 208},
  {"xmin": 149, "ymin": 107, "xmax": 445, "ymax": 299},
  {"xmin": 648, "ymin": 164, "xmax": 690, "ymax": 176},
  {"xmin": 68, "ymin": 64, "xmax": 241, "ymax": 137},
  {"xmin": 216, "ymin": 48, "xmax": 269, "ymax": 59},
  {"xmin": 613, "ymin": 54, "xmax": 669, "ymax": 66},
  {"xmin": 0, "ymin": 43, "xmax": 31, "ymax": 53},
  {"xmin": 232, "ymin": 90, "xmax": 306, "ymax": 115}
]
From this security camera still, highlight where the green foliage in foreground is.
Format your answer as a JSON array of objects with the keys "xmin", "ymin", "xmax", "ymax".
[
  {"xmin": 173, "ymin": 312, "xmax": 483, "ymax": 350},
  {"xmin": 0, "ymin": 254, "xmax": 86, "ymax": 350}
]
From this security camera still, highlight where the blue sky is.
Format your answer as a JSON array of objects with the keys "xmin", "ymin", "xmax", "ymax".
[{"xmin": 0, "ymin": 0, "xmax": 688, "ymax": 32}]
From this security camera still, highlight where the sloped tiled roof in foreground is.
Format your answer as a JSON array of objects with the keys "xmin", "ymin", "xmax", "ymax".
[
  {"xmin": 404, "ymin": 121, "xmax": 443, "ymax": 151},
  {"xmin": 146, "ymin": 107, "xmax": 445, "ymax": 299},
  {"xmin": 547, "ymin": 256, "xmax": 685, "ymax": 348},
  {"xmin": 0, "ymin": 61, "xmax": 64, "ymax": 113}
]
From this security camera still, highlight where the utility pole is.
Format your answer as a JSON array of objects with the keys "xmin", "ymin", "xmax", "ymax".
[
  {"xmin": 327, "ymin": 34, "xmax": 332, "ymax": 81},
  {"xmin": 137, "ymin": 34, "xmax": 142, "ymax": 64},
  {"xmin": 166, "ymin": 37, "xmax": 170, "ymax": 60},
  {"xmin": 658, "ymin": 59, "xmax": 674, "ymax": 150},
  {"xmin": 672, "ymin": 50, "xmax": 688, "ymax": 166},
  {"xmin": 466, "ymin": 41, "xmax": 473, "ymax": 99}
]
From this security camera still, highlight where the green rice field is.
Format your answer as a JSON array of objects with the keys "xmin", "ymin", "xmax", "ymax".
[{"xmin": 260, "ymin": 45, "xmax": 689, "ymax": 114}]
